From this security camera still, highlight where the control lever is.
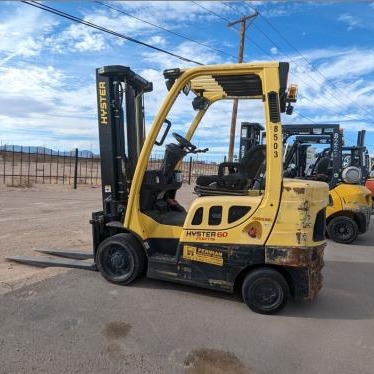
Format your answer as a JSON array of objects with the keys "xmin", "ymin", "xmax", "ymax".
[{"xmin": 191, "ymin": 147, "xmax": 209, "ymax": 154}]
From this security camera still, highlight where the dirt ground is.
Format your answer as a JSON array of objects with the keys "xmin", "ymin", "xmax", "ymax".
[
  {"xmin": 0, "ymin": 183, "xmax": 196, "ymax": 295},
  {"xmin": 1, "ymin": 183, "xmax": 374, "ymax": 373}
]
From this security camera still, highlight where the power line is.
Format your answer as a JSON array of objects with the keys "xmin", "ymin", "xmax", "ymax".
[
  {"xmin": 244, "ymin": 3, "xmax": 373, "ymax": 117},
  {"xmin": 297, "ymin": 94, "xmax": 367, "ymax": 122},
  {"xmin": 224, "ymin": 2, "xmax": 373, "ymax": 121},
  {"xmin": 191, "ymin": 1, "xmax": 275, "ymax": 60},
  {"xmin": 290, "ymin": 111, "xmax": 318, "ymax": 124},
  {"xmin": 221, "ymin": 1, "xmax": 241, "ymax": 15},
  {"xmin": 198, "ymin": 2, "xmax": 329, "ymax": 123},
  {"xmin": 21, "ymin": 1, "xmax": 203, "ymax": 65},
  {"xmin": 222, "ymin": 2, "xmax": 356, "ymax": 111},
  {"xmin": 191, "ymin": 1, "xmax": 231, "ymax": 23},
  {"xmin": 94, "ymin": 1, "xmax": 238, "ymax": 60}
]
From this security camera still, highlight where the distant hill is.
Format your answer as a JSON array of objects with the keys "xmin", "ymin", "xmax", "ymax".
[{"xmin": 0, "ymin": 145, "xmax": 98, "ymax": 158}]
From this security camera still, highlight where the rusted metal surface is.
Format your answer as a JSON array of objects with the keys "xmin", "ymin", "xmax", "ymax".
[
  {"xmin": 265, "ymin": 244, "xmax": 325, "ymax": 300},
  {"xmin": 293, "ymin": 187, "xmax": 305, "ymax": 194},
  {"xmin": 296, "ymin": 200, "xmax": 312, "ymax": 233},
  {"xmin": 295, "ymin": 231, "xmax": 308, "ymax": 245},
  {"xmin": 265, "ymin": 244, "xmax": 324, "ymax": 267},
  {"xmin": 308, "ymin": 250, "xmax": 324, "ymax": 299}
]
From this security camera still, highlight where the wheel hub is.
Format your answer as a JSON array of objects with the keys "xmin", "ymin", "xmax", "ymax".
[
  {"xmin": 338, "ymin": 226, "xmax": 347, "ymax": 234},
  {"xmin": 111, "ymin": 251, "xmax": 126, "ymax": 269},
  {"xmin": 254, "ymin": 283, "xmax": 279, "ymax": 305}
]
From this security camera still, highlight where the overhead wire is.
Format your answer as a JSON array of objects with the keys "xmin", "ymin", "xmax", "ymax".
[
  {"xmin": 244, "ymin": 2, "xmax": 373, "ymax": 118},
  {"xmin": 94, "ymin": 1, "xmax": 238, "ymax": 60},
  {"xmin": 223, "ymin": 2, "xmax": 354, "ymax": 111},
  {"xmin": 296, "ymin": 93, "xmax": 365, "ymax": 122},
  {"xmin": 191, "ymin": 1, "xmax": 272, "ymax": 58},
  {"xmin": 21, "ymin": 0, "xmax": 370, "ymax": 135},
  {"xmin": 289, "ymin": 111, "xmax": 318, "ymax": 124},
  {"xmin": 21, "ymin": 0, "xmax": 204, "ymax": 65},
  {"xmin": 222, "ymin": 1, "xmax": 371, "ymax": 123},
  {"xmin": 221, "ymin": 2, "xmax": 372, "ymax": 128},
  {"xmin": 192, "ymin": 1, "xmax": 315, "ymax": 124}
]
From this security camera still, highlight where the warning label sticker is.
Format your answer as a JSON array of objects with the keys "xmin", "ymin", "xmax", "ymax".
[{"xmin": 183, "ymin": 245, "xmax": 223, "ymax": 266}]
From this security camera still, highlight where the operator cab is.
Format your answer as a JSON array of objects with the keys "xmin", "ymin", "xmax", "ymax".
[{"xmin": 140, "ymin": 131, "xmax": 208, "ymax": 226}]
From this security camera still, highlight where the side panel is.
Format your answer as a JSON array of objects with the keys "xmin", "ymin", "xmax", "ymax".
[
  {"xmin": 181, "ymin": 195, "xmax": 263, "ymax": 245},
  {"xmin": 328, "ymin": 184, "xmax": 371, "ymax": 232},
  {"xmin": 365, "ymin": 179, "xmax": 374, "ymax": 198},
  {"xmin": 266, "ymin": 179, "xmax": 329, "ymax": 247},
  {"xmin": 326, "ymin": 188, "xmax": 343, "ymax": 219},
  {"xmin": 175, "ymin": 243, "xmax": 265, "ymax": 291}
]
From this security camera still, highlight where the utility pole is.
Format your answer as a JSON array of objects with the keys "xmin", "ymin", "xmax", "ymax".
[{"xmin": 227, "ymin": 11, "xmax": 258, "ymax": 161}]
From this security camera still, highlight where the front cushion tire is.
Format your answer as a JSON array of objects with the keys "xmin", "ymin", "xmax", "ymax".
[
  {"xmin": 242, "ymin": 268, "xmax": 289, "ymax": 315},
  {"xmin": 96, "ymin": 233, "xmax": 146, "ymax": 285}
]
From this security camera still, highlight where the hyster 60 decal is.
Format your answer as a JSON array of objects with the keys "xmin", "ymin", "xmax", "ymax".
[
  {"xmin": 183, "ymin": 245, "xmax": 223, "ymax": 266},
  {"xmin": 185, "ymin": 230, "xmax": 228, "ymax": 241}
]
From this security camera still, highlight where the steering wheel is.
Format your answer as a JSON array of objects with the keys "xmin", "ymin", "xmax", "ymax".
[{"xmin": 172, "ymin": 132, "xmax": 197, "ymax": 151}]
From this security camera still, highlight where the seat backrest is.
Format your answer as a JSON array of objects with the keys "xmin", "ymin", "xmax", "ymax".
[
  {"xmin": 240, "ymin": 144, "xmax": 266, "ymax": 179},
  {"xmin": 315, "ymin": 157, "xmax": 330, "ymax": 175}
]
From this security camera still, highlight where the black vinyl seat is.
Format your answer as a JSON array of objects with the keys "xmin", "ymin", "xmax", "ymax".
[
  {"xmin": 313, "ymin": 157, "xmax": 332, "ymax": 182},
  {"xmin": 195, "ymin": 145, "xmax": 266, "ymax": 195}
]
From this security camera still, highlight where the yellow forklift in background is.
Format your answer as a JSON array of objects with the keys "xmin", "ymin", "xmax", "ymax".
[
  {"xmin": 10, "ymin": 62, "xmax": 328, "ymax": 314},
  {"xmin": 282, "ymin": 125, "xmax": 371, "ymax": 244}
]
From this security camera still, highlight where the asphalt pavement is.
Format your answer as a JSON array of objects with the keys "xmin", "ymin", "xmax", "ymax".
[{"xmin": 1, "ymin": 228, "xmax": 374, "ymax": 374}]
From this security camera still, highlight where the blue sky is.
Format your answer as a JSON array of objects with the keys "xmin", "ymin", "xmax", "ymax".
[{"xmin": 0, "ymin": 1, "xmax": 374, "ymax": 159}]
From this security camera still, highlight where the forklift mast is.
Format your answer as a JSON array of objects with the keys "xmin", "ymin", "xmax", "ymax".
[
  {"xmin": 96, "ymin": 66, "xmax": 152, "ymax": 221},
  {"xmin": 283, "ymin": 124, "xmax": 342, "ymax": 188},
  {"xmin": 357, "ymin": 129, "xmax": 366, "ymax": 147}
]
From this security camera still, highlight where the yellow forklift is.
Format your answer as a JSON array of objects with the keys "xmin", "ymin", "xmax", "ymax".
[
  {"xmin": 282, "ymin": 125, "xmax": 371, "ymax": 244},
  {"xmin": 10, "ymin": 62, "xmax": 328, "ymax": 314}
]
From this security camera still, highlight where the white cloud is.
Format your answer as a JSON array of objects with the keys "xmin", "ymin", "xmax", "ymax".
[
  {"xmin": 113, "ymin": 1, "xmax": 229, "ymax": 23},
  {"xmin": 338, "ymin": 13, "xmax": 358, "ymax": 31},
  {"xmin": 0, "ymin": 2, "xmax": 373, "ymax": 156},
  {"xmin": 317, "ymin": 49, "xmax": 374, "ymax": 80},
  {"xmin": 141, "ymin": 41, "xmax": 228, "ymax": 69},
  {"xmin": 144, "ymin": 35, "xmax": 167, "ymax": 47},
  {"xmin": 0, "ymin": 64, "xmax": 98, "ymax": 149},
  {"xmin": 47, "ymin": 24, "xmax": 108, "ymax": 54},
  {"xmin": 0, "ymin": 4, "xmax": 57, "ymax": 64}
]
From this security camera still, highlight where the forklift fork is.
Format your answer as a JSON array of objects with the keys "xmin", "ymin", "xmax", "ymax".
[{"xmin": 7, "ymin": 250, "xmax": 97, "ymax": 271}]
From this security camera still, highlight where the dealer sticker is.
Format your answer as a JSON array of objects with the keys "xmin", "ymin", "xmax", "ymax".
[{"xmin": 183, "ymin": 245, "xmax": 223, "ymax": 266}]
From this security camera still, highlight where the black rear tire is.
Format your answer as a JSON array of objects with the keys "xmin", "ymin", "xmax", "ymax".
[
  {"xmin": 327, "ymin": 216, "xmax": 358, "ymax": 244},
  {"xmin": 242, "ymin": 268, "xmax": 289, "ymax": 315},
  {"xmin": 96, "ymin": 233, "xmax": 146, "ymax": 285}
]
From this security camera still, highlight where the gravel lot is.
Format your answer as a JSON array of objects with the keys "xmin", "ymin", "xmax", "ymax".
[
  {"xmin": 0, "ymin": 183, "xmax": 196, "ymax": 295},
  {"xmin": 0, "ymin": 184, "xmax": 373, "ymax": 373}
]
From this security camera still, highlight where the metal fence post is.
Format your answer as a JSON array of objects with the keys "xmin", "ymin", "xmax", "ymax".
[
  {"xmin": 2, "ymin": 145, "xmax": 6, "ymax": 184},
  {"xmin": 188, "ymin": 156, "xmax": 192, "ymax": 185},
  {"xmin": 11, "ymin": 145, "xmax": 14, "ymax": 186},
  {"xmin": 74, "ymin": 148, "xmax": 78, "ymax": 189}
]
